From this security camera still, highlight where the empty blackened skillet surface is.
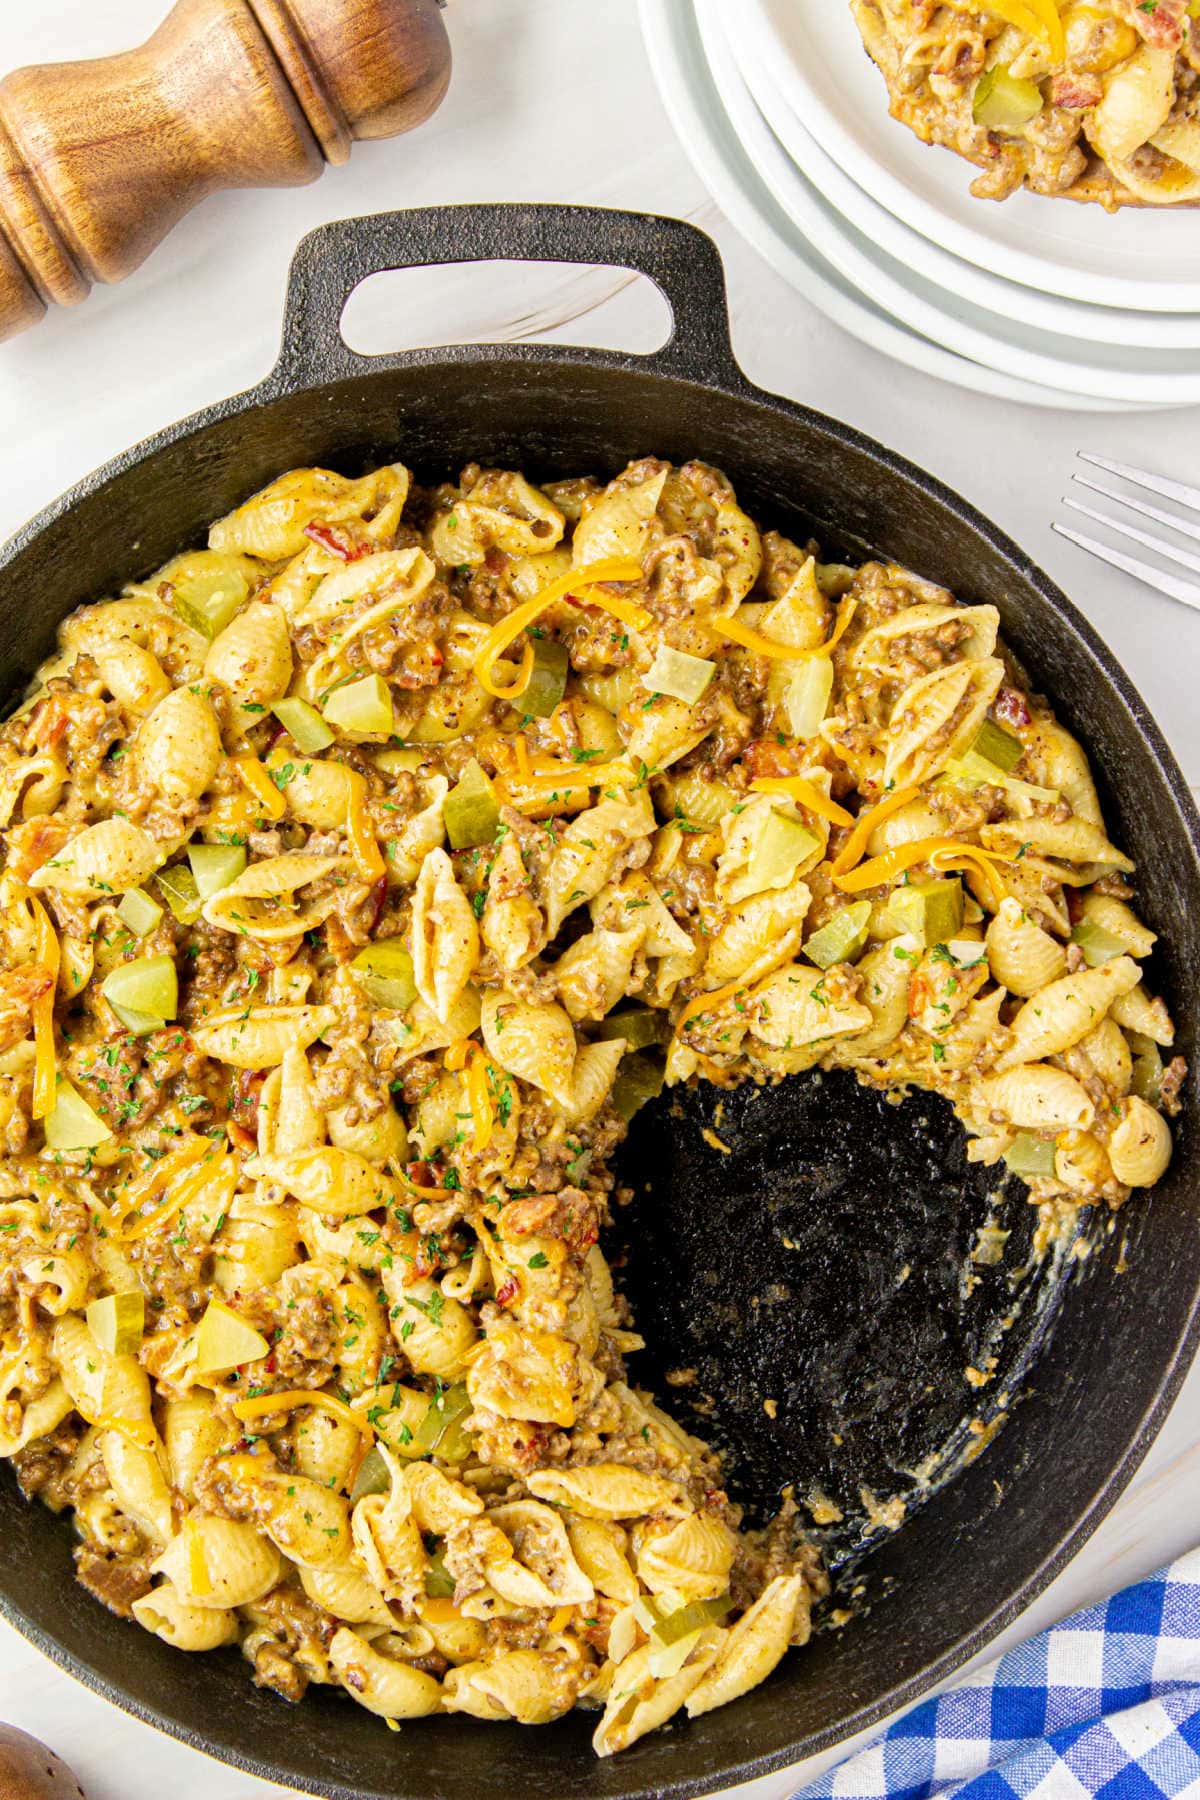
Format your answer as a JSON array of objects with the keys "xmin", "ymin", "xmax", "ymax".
[{"xmin": 610, "ymin": 1066, "xmax": 1075, "ymax": 1564}]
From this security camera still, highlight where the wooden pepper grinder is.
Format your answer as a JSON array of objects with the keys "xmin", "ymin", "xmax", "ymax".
[{"xmin": 0, "ymin": 0, "xmax": 451, "ymax": 340}]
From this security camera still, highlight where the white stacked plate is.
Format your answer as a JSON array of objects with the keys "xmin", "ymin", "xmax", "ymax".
[{"xmin": 639, "ymin": 0, "xmax": 1200, "ymax": 411}]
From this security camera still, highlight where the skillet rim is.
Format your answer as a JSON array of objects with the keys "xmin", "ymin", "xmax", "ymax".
[{"xmin": 0, "ymin": 204, "xmax": 1197, "ymax": 1798}]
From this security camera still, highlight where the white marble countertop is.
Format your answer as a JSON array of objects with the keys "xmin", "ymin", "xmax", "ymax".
[{"xmin": 0, "ymin": 2, "xmax": 1197, "ymax": 1797}]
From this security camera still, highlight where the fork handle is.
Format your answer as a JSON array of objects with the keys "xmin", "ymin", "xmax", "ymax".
[{"xmin": 0, "ymin": 0, "xmax": 451, "ymax": 341}]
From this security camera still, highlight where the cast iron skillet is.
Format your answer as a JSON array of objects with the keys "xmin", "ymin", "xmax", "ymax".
[{"xmin": 0, "ymin": 206, "xmax": 1196, "ymax": 1800}]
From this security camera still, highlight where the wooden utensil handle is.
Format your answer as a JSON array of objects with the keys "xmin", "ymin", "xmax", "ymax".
[{"xmin": 0, "ymin": 0, "xmax": 450, "ymax": 341}]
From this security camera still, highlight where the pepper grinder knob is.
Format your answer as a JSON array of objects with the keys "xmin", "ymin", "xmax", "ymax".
[{"xmin": 0, "ymin": 0, "xmax": 451, "ymax": 341}]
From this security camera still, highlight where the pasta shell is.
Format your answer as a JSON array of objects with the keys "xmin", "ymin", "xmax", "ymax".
[
  {"xmin": 883, "ymin": 656, "xmax": 1004, "ymax": 790},
  {"xmin": 152, "ymin": 1515, "xmax": 282, "ymax": 1607},
  {"xmin": 481, "ymin": 991, "xmax": 577, "ymax": 1108},
  {"xmin": 28, "ymin": 817, "xmax": 165, "ymax": 897},
  {"xmin": 411, "ymin": 847, "xmax": 479, "ymax": 1023},
  {"xmin": 526, "ymin": 1463, "xmax": 684, "ymax": 1520},
  {"xmin": 995, "ymin": 957, "xmax": 1141, "ymax": 1071},
  {"xmin": 191, "ymin": 1004, "xmax": 336, "ymax": 1070}
]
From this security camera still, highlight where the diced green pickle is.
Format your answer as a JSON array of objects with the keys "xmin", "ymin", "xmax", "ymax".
[
  {"xmin": 782, "ymin": 656, "xmax": 833, "ymax": 740},
  {"xmin": 965, "ymin": 718, "xmax": 1023, "ymax": 776},
  {"xmin": 649, "ymin": 1592, "xmax": 732, "ymax": 1646},
  {"xmin": 642, "ymin": 645, "xmax": 715, "ymax": 705},
  {"xmin": 445, "ymin": 759, "xmax": 501, "ymax": 850},
  {"xmin": 1004, "ymin": 1131, "xmax": 1058, "ymax": 1179},
  {"xmin": 591, "ymin": 1007, "xmax": 669, "ymax": 1050},
  {"xmin": 191, "ymin": 1300, "xmax": 270, "ymax": 1374},
  {"xmin": 522, "ymin": 639, "xmax": 570, "ymax": 719},
  {"xmin": 86, "ymin": 1291, "xmax": 145, "ymax": 1357},
  {"xmin": 611, "ymin": 1053, "xmax": 665, "ymax": 1122},
  {"xmin": 322, "ymin": 673, "xmax": 395, "ymax": 739},
  {"xmin": 117, "ymin": 887, "xmax": 163, "ymax": 937},
  {"xmin": 188, "ymin": 842, "xmax": 247, "ymax": 902},
  {"xmin": 272, "ymin": 696, "xmax": 335, "ymax": 753},
  {"xmin": 412, "ymin": 1382, "xmax": 472, "ymax": 1455},
  {"xmin": 44, "ymin": 1081, "xmax": 112, "ymax": 1151},
  {"xmin": 1131, "ymin": 1046, "xmax": 1163, "ymax": 1106},
  {"xmin": 804, "ymin": 900, "xmax": 872, "ymax": 970},
  {"xmin": 108, "ymin": 1003, "xmax": 167, "ymax": 1038},
  {"xmin": 171, "ymin": 556, "xmax": 252, "ymax": 639},
  {"xmin": 425, "ymin": 1550, "xmax": 456, "ymax": 1598},
  {"xmin": 973, "ymin": 64, "xmax": 1043, "ymax": 132},
  {"xmin": 745, "ymin": 812, "xmax": 819, "ymax": 893},
  {"xmin": 102, "ymin": 954, "xmax": 178, "ymax": 1024},
  {"xmin": 351, "ymin": 938, "xmax": 417, "ymax": 1011},
  {"xmin": 1070, "ymin": 918, "xmax": 1127, "ymax": 968},
  {"xmin": 349, "ymin": 1445, "xmax": 391, "ymax": 1505},
  {"xmin": 887, "ymin": 878, "xmax": 964, "ymax": 947},
  {"xmin": 156, "ymin": 863, "xmax": 203, "ymax": 925}
]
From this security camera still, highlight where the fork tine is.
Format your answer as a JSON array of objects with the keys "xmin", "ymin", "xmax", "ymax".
[
  {"xmin": 1051, "ymin": 522, "xmax": 1200, "ymax": 613},
  {"xmin": 1061, "ymin": 497, "xmax": 1200, "ymax": 578},
  {"xmin": 1077, "ymin": 454, "xmax": 1200, "ymax": 517},
  {"xmin": 1072, "ymin": 473, "xmax": 1200, "ymax": 548}
]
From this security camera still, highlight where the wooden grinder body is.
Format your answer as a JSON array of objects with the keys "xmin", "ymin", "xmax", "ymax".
[{"xmin": 0, "ymin": 0, "xmax": 451, "ymax": 339}]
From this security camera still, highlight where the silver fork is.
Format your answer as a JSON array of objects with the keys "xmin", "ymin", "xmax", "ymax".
[{"xmin": 1053, "ymin": 455, "xmax": 1200, "ymax": 615}]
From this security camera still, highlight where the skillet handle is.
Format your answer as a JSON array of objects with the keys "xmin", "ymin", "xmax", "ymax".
[{"xmin": 273, "ymin": 203, "xmax": 748, "ymax": 388}]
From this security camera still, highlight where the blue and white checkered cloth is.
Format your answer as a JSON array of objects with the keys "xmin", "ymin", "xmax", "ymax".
[{"xmin": 796, "ymin": 1550, "xmax": 1200, "ymax": 1800}]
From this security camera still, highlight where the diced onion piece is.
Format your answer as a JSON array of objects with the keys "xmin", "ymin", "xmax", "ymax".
[
  {"xmin": 749, "ymin": 776, "xmax": 854, "ymax": 828},
  {"xmin": 642, "ymin": 645, "xmax": 715, "ymax": 705},
  {"xmin": 117, "ymin": 887, "xmax": 163, "ymax": 937},
  {"xmin": 351, "ymin": 938, "xmax": 417, "ymax": 1011},
  {"xmin": 322, "ymin": 673, "xmax": 396, "ymax": 739},
  {"xmin": 611, "ymin": 1053, "xmax": 665, "ymax": 1121},
  {"xmin": 86, "ymin": 1291, "xmax": 145, "ymax": 1358},
  {"xmin": 942, "ymin": 938, "xmax": 988, "ymax": 968},
  {"xmin": 803, "ymin": 901, "xmax": 872, "ymax": 969},
  {"xmin": 272, "ymin": 696, "xmax": 335, "ymax": 753},
  {"xmin": 522, "ymin": 639, "xmax": 570, "ymax": 719},
  {"xmin": 781, "ymin": 656, "xmax": 834, "ymax": 739},
  {"xmin": 1003, "ymin": 1132, "xmax": 1058, "ymax": 1179},
  {"xmin": 445, "ymin": 759, "xmax": 501, "ymax": 849},
  {"xmin": 973, "ymin": 64, "xmax": 1044, "ymax": 132},
  {"xmin": 102, "ymin": 954, "xmax": 178, "ymax": 1023},
  {"xmin": 44, "ymin": 1080, "xmax": 112, "ymax": 1150},
  {"xmin": 172, "ymin": 562, "xmax": 250, "ymax": 639},
  {"xmin": 350, "ymin": 1445, "xmax": 391, "ymax": 1504},
  {"xmin": 1070, "ymin": 918, "xmax": 1128, "ymax": 968},
  {"xmin": 886, "ymin": 879, "xmax": 965, "ymax": 946},
  {"xmin": 590, "ymin": 1007, "xmax": 669, "ymax": 1050},
  {"xmin": 156, "ymin": 863, "xmax": 204, "ymax": 925},
  {"xmin": 189, "ymin": 843, "xmax": 247, "ymax": 901}
]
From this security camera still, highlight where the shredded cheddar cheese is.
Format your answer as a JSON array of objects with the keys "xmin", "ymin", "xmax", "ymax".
[
  {"xmin": 714, "ymin": 595, "xmax": 857, "ymax": 662},
  {"xmin": 109, "ymin": 1136, "xmax": 212, "ymax": 1237},
  {"xmin": 748, "ymin": 776, "xmax": 854, "ymax": 828},
  {"xmin": 27, "ymin": 892, "xmax": 59, "ymax": 1122},
  {"xmin": 675, "ymin": 941, "xmax": 798, "ymax": 1038},
  {"xmin": 121, "ymin": 1150, "xmax": 231, "ymax": 1243},
  {"xmin": 186, "ymin": 1516, "xmax": 213, "ymax": 1597},
  {"xmin": 231, "ymin": 1387, "xmax": 375, "ymax": 1440},
  {"xmin": 472, "ymin": 558, "xmax": 646, "ymax": 700},
  {"xmin": 231, "ymin": 754, "xmax": 287, "ymax": 823},
  {"xmin": 946, "ymin": 0, "xmax": 1065, "ymax": 58},
  {"xmin": 345, "ymin": 775, "xmax": 386, "ymax": 883},
  {"xmin": 445, "ymin": 1039, "xmax": 495, "ymax": 1152},
  {"xmin": 833, "ymin": 836, "xmax": 1014, "ymax": 903},
  {"xmin": 829, "ymin": 785, "xmax": 922, "ymax": 879}
]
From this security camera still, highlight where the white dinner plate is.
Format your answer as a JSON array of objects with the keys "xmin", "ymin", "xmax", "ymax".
[
  {"xmin": 700, "ymin": 1, "xmax": 1200, "ymax": 406},
  {"xmin": 735, "ymin": 33, "xmax": 1200, "ymax": 352},
  {"xmin": 737, "ymin": 0, "xmax": 1200, "ymax": 314},
  {"xmin": 638, "ymin": 0, "xmax": 1162, "ymax": 412}
]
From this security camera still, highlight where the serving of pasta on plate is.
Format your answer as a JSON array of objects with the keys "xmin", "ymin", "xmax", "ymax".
[
  {"xmin": 0, "ymin": 454, "xmax": 1182, "ymax": 1753},
  {"xmin": 850, "ymin": 0, "xmax": 1200, "ymax": 206}
]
